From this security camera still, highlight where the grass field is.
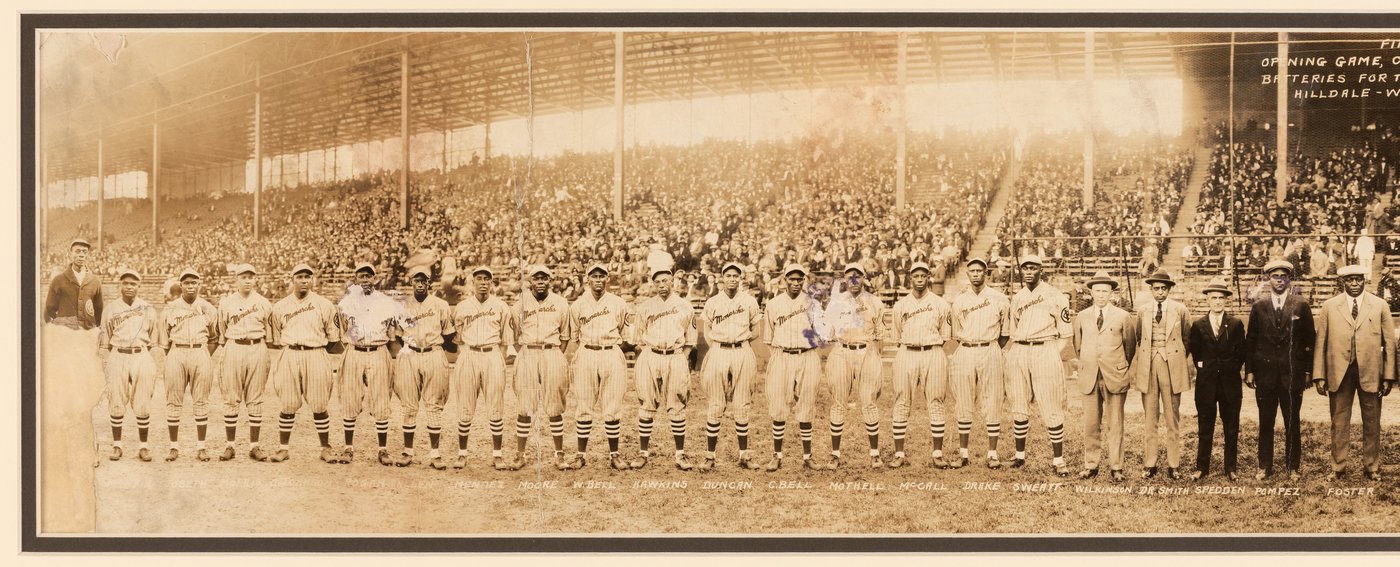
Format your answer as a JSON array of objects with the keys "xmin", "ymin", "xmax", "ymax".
[{"xmin": 85, "ymin": 352, "xmax": 1400, "ymax": 535}]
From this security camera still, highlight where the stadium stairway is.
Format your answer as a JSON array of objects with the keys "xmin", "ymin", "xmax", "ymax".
[
  {"xmin": 943, "ymin": 151, "xmax": 1020, "ymax": 298},
  {"xmin": 1159, "ymin": 143, "xmax": 1214, "ymax": 280}
]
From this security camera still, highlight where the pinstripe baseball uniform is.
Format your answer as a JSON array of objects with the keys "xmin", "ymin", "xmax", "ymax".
[
  {"xmin": 269, "ymin": 291, "xmax": 340, "ymax": 414},
  {"xmin": 890, "ymin": 290, "xmax": 952, "ymax": 425},
  {"xmin": 452, "ymin": 293, "xmax": 513, "ymax": 425},
  {"xmin": 950, "ymin": 286, "xmax": 1011, "ymax": 425},
  {"xmin": 157, "ymin": 297, "xmax": 219, "ymax": 423},
  {"xmin": 634, "ymin": 293, "xmax": 697, "ymax": 421},
  {"xmin": 823, "ymin": 290, "xmax": 885, "ymax": 427},
  {"xmin": 568, "ymin": 291, "xmax": 630, "ymax": 423},
  {"xmin": 397, "ymin": 293, "xmax": 454, "ymax": 434},
  {"xmin": 700, "ymin": 289, "xmax": 762, "ymax": 423},
  {"xmin": 515, "ymin": 292, "xmax": 571, "ymax": 417},
  {"xmin": 337, "ymin": 290, "xmax": 404, "ymax": 422},
  {"xmin": 1007, "ymin": 282, "xmax": 1072, "ymax": 428},
  {"xmin": 764, "ymin": 291, "xmax": 823, "ymax": 423},
  {"xmin": 99, "ymin": 297, "xmax": 158, "ymax": 421},
  {"xmin": 218, "ymin": 291, "xmax": 273, "ymax": 422}
]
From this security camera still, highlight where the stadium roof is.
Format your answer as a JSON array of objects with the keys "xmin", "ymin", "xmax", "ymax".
[{"xmin": 36, "ymin": 30, "xmax": 1385, "ymax": 183}]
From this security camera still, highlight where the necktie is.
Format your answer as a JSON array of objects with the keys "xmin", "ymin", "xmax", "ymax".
[
  {"xmin": 1096, "ymin": 309, "xmax": 1103, "ymax": 331},
  {"xmin": 1211, "ymin": 315, "xmax": 1219, "ymax": 337},
  {"xmin": 1352, "ymin": 298, "xmax": 1359, "ymax": 319},
  {"xmin": 1155, "ymin": 302, "xmax": 1162, "ymax": 323}
]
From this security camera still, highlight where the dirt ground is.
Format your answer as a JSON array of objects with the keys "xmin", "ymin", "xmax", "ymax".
[{"xmin": 75, "ymin": 347, "xmax": 1400, "ymax": 535}]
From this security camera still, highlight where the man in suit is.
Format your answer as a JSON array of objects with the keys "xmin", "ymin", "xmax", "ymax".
[
  {"xmin": 1133, "ymin": 271, "xmax": 1194, "ymax": 480},
  {"xmin": 1072, "ymin": 271, "xmax": 1137, "ymax": 482},
  {"xmin": 1245, "ymin": 259, "xmax": 1316, "ymax": 481},
  {"xmin": 1313, "ymin": 264, "xmax": 1396, "ymax": 481},
  {"xmin": 44, "ymin": 238, "xmax": 104, "ymax": 330},
  {"xmin": 1187, "ymin": 278, "xmax": 1247, "ymax": 481}
]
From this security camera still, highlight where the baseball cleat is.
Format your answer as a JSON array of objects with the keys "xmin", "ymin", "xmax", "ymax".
[
  {"xmin": 1054, "ymin": 463, "xmax": 1071, "ymax": 477},
  {"xmin": 674, "ymin": 455, "xmax": 695, "ymax": 471},
  {"xmin": 319, "ymin": 447, "xmax": 338, "ymax": 464},
  {"xmin": 764, "ymin": 456, "xmax": 782, "ymax": 472},
  {"xmin": 738, "ymin": 456, "xmax": 761, "ymax": 470},
  {"xmin": 610, "ymin": 454, "xmax": 630, "ymax": 471},
  {"xmin": 196, "ymin": 448, "xmax": 211, "ymax": 462},
  {"xmin": 378, "ymin": 449, "xmax": 394, "ymax": 466},
  {"xmin": 571, "ymin": 454, "xmax": 587, "ymax": 470},
  {"xmin": 109, "ymin": 446, "xmax": 122, "ymax": 461},
  {"xmin": 507, "ymin": 454, "xmax": 526, "ymax": 471},
  {"xmin": 458, "ymin": 455, "xmax": 473, "ymax": 470},
  {"xmin": 138, "ymin": 447, "xmax": 152, "ymax": 462},
  {"xmin": 165, "ymin": 448, "xmax": 179, "ymax": 462},
  {"xmin": 952, "ymin": 457, "xmax": 970, "ymax": 469},
  {"xmin": 628, "ymin": 456, "xmax": 649, "ymax": 470},
  {"xmin": 825, "ymin": 456, "xmax": 842, "ymax": 470},
  {"xmin": 987, "ymin": 456, "xmax": 1002, "ymax": 470},
  {"xmin": 219, "ymin": 446, "xmax": 236, "ymax": 461},
  {"xmin": 554, "ymin": 451, "xmax": 572, "ymax": 471},
  {"xmin": 338, "ymin": 448, "xmax": 354, "ymax": 464},
  {"xmin": 394, "ymin": 452, "xmax": 413, "ymax": 467},
  {"xmin": 888, "ymin": 455, "xmax": 907, "ymax": 469},
  {"xmin": 249, "ymin": 446, "xmax": 268, "ymax": 462},
  {"xmin": 267, "ymin": 449, "xmax": 290, "ymax": 463},
  {"xmin": 1010, "ymin": 457, "xmax": 1026, "ymax": 469},
  {"xmin": 930, "ymin": 455, "xmax": 952, "ymax": 469},
  {"xmin": 870, "ymin": 456, "xmax": 884, "ymax": 469},
  {"xmin": 429, "ymin": 456, "xmax": 446, "ymax": 470},
  {"xmin": 801, "ymin": 458, "xmax": 816, "ymax": 471},
  {"xmin": 698, "ymin": 457, "xmax": 716, "ymax": 472},
  {"xmin": 491, "ymin": 456, "xmax": 508, "ymax": 471}
]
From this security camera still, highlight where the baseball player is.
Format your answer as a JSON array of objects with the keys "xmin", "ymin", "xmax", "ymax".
[
  {"xmin": 889, "ymin": 261, "xmax": 953, "ymax": 468},
  {"xmin": 631, "ymin": 266, "xmax": 698, "ymax": 470},
  {"xmin": 698, "ymin": 261, "xmax": 763, "ymax": 471},
  {"xmin": 336, "ymin": 263, "xmax": 407, "ymax": 466},
  {"xmin": 98, "ymin": 267, "xmax": 158, "ymax": 462},
  {"xmin": 948, "ymin": 257, "xmax": 1011, "ymax": 469},
  {"xmin": 215, "ymin": 263, "xmax": 274, "ymax": 461},
  {"xmin": 267, "ymin": 263, "xmax": 343, "ymax": 464},
  {"xmin": 396, "ymin": 265, "xmax": 457, "ymax": 470},
  {"xmin": 822, "ymin": 262, "xmax": 885, "ymax": 469},
  {"xmin": 156, "ymin": 269, "xmax": 220, "ymax": 462},
  {"xmin": 512, "ymin": 265, "xmax": 573, "ymax": 470},
  {"xmin": 451, "ymin": 266, "xmax": 515, "ymax": 470},
  {"xmin": 1006, "ymin": 255, "xmax": 1074, "ymax": 476},
  {"xmin": 762, "ymin": 263, "xmax": 825, "ymax": 471},
  {"xmin": 565, "ymin": 263, "xmax": 631, "ymax": 470}
]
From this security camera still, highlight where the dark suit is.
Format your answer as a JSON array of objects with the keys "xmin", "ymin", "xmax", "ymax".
[
  {"xmin": 1244, "ymin": 291, "xmax": 1316, "ymax": 474},
  {"xmin": 44, "ymin": 266, "xmax": 104, "ymax": 330},
  {"xmin": 1187, "ymin": 313, "xmax": 1246, "ymax": 475}
]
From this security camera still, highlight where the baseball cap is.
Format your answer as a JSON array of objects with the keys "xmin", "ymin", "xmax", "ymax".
[
  {"xmin": 965, "ymin": 257, "xmax": 988, "ymax": 269},
  {"xmin": 782, "ymin": 263, "xmax": 808, "ymax": 277},
  {"xmin": 235, "ymin": 263, "xmax": 257, "ymax": 276},
  {"xmin": 909, "ymin": 261, "xmax": 932, "ymax": 275},
  {"xmin": 471, "ymin": 266, "xmax": 493, "ymax": 278},
  {"xmin": 117, "ymin": 268, "xmax": 141, "ymax": 282},
  {"xmin": 843, "ymin": 262, "xmax": 866, "ymax": 276},
  {"xmin": 1019, "ymin": 255, "xmax": 1043, "ymax": 267},
  {"xmin": 290, "ymin": 263, "xmax": 315, "ymax": 276},
  {"xmin": 720, "ymin": 261, "xmax": 744, "ymax": 275},
  {"xmin": 177, "ymin": 269, "xmax": 200, "ymax": 281},
  {"xmin": 586, "ymin": 263, "xmax": 609, "ymax": 276},
  {"xmin": 650, "ymin": 266, "xmax": 673, "ymax": 281},
  {"xmin": 408, "ymin": 266, "xmax": 432, "ymax": 279},
  {"xmin": 70, "ymin": 237, "xmax": 91, "ymax": 250},
  {"xmin": 528, "ymin": 265, "xmax": 552, "ymax": 278},
  {"xmin": 354, "ymin": 262, "xmax": 376, "ymax": 275}
]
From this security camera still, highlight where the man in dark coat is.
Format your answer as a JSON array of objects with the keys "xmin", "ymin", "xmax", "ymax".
[
  {"xmin": 1244, "ymin": 259, "xmax": 1316, "ymax": 481},
  {"xmin": 1187, "ymin": 277, "xmax": 1247, "ymax": 481},
  {"xmin": 44, "ymin": 238, "xmax": 104, "ymax": 330}
]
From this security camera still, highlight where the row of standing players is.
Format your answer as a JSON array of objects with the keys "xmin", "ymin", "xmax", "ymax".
[{"xmin": 66, "ymin": 235, "xmax": 1397, "ymax": 480}]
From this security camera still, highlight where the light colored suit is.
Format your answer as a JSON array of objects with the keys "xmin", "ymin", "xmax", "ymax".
[
  {"xmin": 1073, "ymin": 304, "xmax": 1137, "ymax": 471},
  {"xmin": 1131, "ymin": 298, "xmax": 1194, "ymax": 470},
  {"xmin": 1313, "ymin": 291, "xmax": 1397, "ymax": 474}
]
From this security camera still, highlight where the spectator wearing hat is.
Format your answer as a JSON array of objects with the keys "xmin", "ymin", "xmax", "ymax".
[
  {"xmin": 510, "ymin": 264, "xmax": 574, "ymax": 471},
  {"xmin": 630, "ymin": 265, "xmax": 698, "ymax": 471},
  {"xmin": 1186, "ymin": 278, "xmax": 1247, "ymax": 481},
  {"xmin": 450, "ymin": 265, "xmax": 516, "ymax": 470},
  {"xmin": 394, "ymin": 265, "xmax": 457, "ymax": 471},
  {"xmin": 157, "ymin": 269, "xmax": 221, "ymax": 463},
  {"xmin": 1313, "ymin": 264, "xmax": 1396, "ymax": 482},
  {"xmin": 1005, "ymin": 255, "xmax": 1074, "ymax": 475},
  {"xmin": 1073, "ymin": 271, "xmax": 1138, "ymax": 482},
  {"xmin": 948, "ymin": 257, "xmax": 1011, "ymax": 469},
  {"xmin": 97, "ymin": 268, "xmax": 158, "ymax": 462},
  {"xmin": 215, "ymin": 263, "xmax": 275, "ymax": 462},
  {"xmin": 45, "ymin": 237, "xmax": 103, "ymax": 330},
  {"xmin": 1244, "ymin": 259, "xmax": 1316, "ymax": 481},
  {"xmin": 267, "ymin": 263, "xmax": 344, "ymax": 464},
  {"xmin": 1131, "ymin": 270, "xmax": 1194, "ymax": 480}
]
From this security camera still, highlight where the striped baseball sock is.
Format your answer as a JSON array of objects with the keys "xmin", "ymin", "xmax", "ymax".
[
  {"xmin": 986, "ymin": 421, "xmax": 1000, "ymax": 454},
  {"xmin": 457, "ymin": 420, "xmax": 471, "ymax": 451},
  {"xmin": 167, "ymin": 415, "xmax": 180, "ymax": 446},
  {"xmin": 375, "ymin": 419, "xmax": 390, "ymax": 449},
  {"xmin": 248, "ymin": 414, "xmax": 262, "ymax": 444},
  {"xmin": 110, "ymin": 415, "xmax": 124, "ymax": 444},
  {"xmin": 312, "ymin": 412, "xmax": 331, "ymax": 447},
  {"xmin": 957, "ymin": 419, "xmax": 972, "ymax": 453},
  {"xmin": 515, "ymin": 416, "xmax": 532, "ymax": 453},
  {"xmin": 342, "ymin": 417, "xmax": 357, "ymax": 447},
  {"xmin": 224, "ymin": 414, "xmax": 238, "ymax": 443},
  {"xmin": 705, "ymin": 421, "xmax": 720, "ymax": 452},
  {"xmin": 278, "ymin": 413, "xmax": 295, "ymax": 445},
  {"xmin": 1013, "ymin": 419, "xmax": 1029, "ymax": 455},
  {"xmin": 136, "ymin": 415, "xmax": 150, "ymax": 443},
  {"xmin": 736, "ymin": 421, "xmax": 749, "ymax": 451},
  {"xmin": 605, "ymin": 420, "xmax": 621, "ymax": 453},
  {"xmin": 425, "ymin": 424, "xmax": 439, "ymax": 450},
  {"xmin": 576, "ymin": 420, "xmax": 593, "ymax": 452},
  {"xmin": 637, "ymin": 418, "xmax": 653, "ymax": 453},
  {"xmin": 403, "ymin": 423, "xmax": 418, "ymax": 450},
  {"xmin": 892, "ymin": 420, "xmax": 907, "ymax": 453},
  {"xmin": 1048, "ymin": 424, "xmax": 1065, "ymax": 458},
  {"xmin": 670, "ymin": 418, "xmax": 687, "ymax": 451},
  {"xmin": 194, "ymin": 415, "xmax": 208, "ymax": 442},
  {"xmin": 549, "ymin": 416, "xmax": 565, "ymax": 452},
  {"xmin": 865, "ymin": 421, "xmax": 880, "ymax": 451},
  {"xmin": 829, "ymin": 421, "xmax": 844, "ymax": 452},
  {"xmin": 771, "ymin": 421, "xmax": 785, "ymax": 453},
  {"xmin": 930, "ymin": 421, "xmax": 946, "ymax": 453},
  {"xmin": 798, "ymin": 422, "xmax": 812, "ymax": 458},
  {"xmin": 489, "ymin": 419, "xmax": 504, "ymax": 451}
]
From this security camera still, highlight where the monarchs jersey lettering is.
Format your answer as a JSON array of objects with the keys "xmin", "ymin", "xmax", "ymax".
[
  {"xmin": 157, "ymin": 297, "xmax": 219, "ymax": 348},
  {"xmin": 514, "ymin": 292, "xmax": 571, "ymax": 347},
  {"xmin": 766, "ymin": 291, "xmax": 818, "ymax": 350},
  {"xmin": 569, "ymin": 291, "xmax": 630, "ymax": 346},
  {"xmin": 701, "ymin": 290, "xmax": 761, "ymax": 344},
  {"xmin": 453, "ymin": 294, "xmax": 513, "ymax": 348},
  {"xmin": 99, "ymin": 297, "xmax": 157, "ymax": 349},
  {"xmin": 270, "ymin": 292, "xmax": 340, "ymax": 347},
  {"xmin": 337, "ymin": 291, "xmax": 406, "ymax": 346},
  {"xmin": 891, "ymin": 290, "xmax": 951, "ymax": 346},
  {"xmin": 400, "ymin": 293, "xmax": 454, "ymax": 349},
  {"xmin": 1010, "ymin": 282, "xmax": 1072, "ymax": 341},
  {"xmin": 951, "ymin": 286, "xmax": 1010, "ymax": 343},
  {"xmin": 219, "ymin": 291, "xmax": 273, "ymax": 341},
  {"xmin": 635, "ymin": 294, "xmax": 696, "ymax": 349}
]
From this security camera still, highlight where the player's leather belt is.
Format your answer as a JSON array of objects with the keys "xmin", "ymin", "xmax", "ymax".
[
  {"xmin": 841, "ymin": 343, "xmax": 868, "ymax": 350},
  {"xmin": 112, "ymin": 346, "xmax": 146, "ymax": 354},
  {"xmin": 231, "ymin": 338, "xmax": 263, "ymax": 345},
  {"xmin": 286, "ymin": 344, "xmax": 318, "ymax": 351},
  {"xmin": 780, "ymin": 347, "xmax": 811, "ymax": 355},
  {"xmin": 1015, "ymin": 340, "xmax": 1048, "ymax": 346},
  {"xmin": 466, "ymin": 345, "xmax": 495, "ymax": 352},
  {"xmin": 960, "ymin": 341, "xmax": 993, "ymax": 347},
  {"xmin": 582, "ymin": 344, "xmax": 616, "ymax": 350},
  {"xmin": 904, "ymin": 344, "xmax": 937, "ymax": 351},
  {"xmin": 650, "ymin": 347, "xmax": 680, "ymax": 355},
  {"xmin": 353, "ymin": 344, "xmax": 383, "ymax": 352},
  {"xmin": 171, "ymin": 343, "xmax": 204, "ymax": 348},
  {"xmin": 524, "ymin": 344, "xmax": 557, "ymax": 350},
  {"xmin": 406, "ymin": 344, "xmax": 437, "ymax": 353},
  {"xmin": 717, "ymin": 341, "xmax": 746, "ymax": 349}
]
